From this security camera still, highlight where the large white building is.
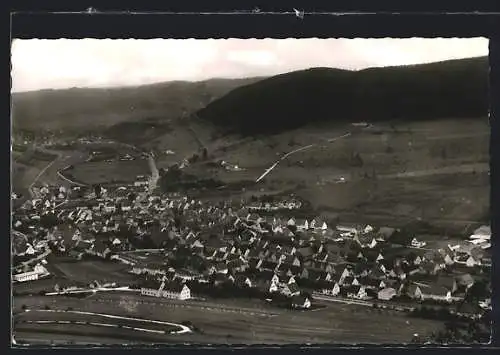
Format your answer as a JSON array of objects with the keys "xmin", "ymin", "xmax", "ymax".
[
  {"xmin": 140, "ymin": 280, "xmax": 191, "ymax": 300},
  {"xmin": 13, "ymin": 264, "xmax": 49, "ymax": 283}
]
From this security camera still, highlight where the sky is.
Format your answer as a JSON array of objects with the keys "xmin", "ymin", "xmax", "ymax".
[{"xmin": 11, "ymin": 38, "xmax": 488, "ymax": 93}]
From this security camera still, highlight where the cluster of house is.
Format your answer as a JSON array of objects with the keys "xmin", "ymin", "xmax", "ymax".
[
  {"xmin": 466, "ymin": 225, "xmax": 491, "ymax": 250},
  {"xmin": 247, "ymin": 198, "xmax": 302, "ymax": 212},
  {"xmin": 12, "ymin": 180, "xmax": 491, "ymax": 312}
]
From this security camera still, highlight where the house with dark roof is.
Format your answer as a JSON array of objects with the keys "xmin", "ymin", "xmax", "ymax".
[
  {"xmin": 281, "ymin": 281, "xmax": 301, "ymax": 297},
  {"xmin": 324, "ymin": 282, "xmax": 341, "ymax": 296},
  {"xmin": 291, "ymin": 294, "xmax": 311, "ymax": 309},
  {"xmin": 227, "ymin": 257, "xmax": 248, "ymax": 273},
  {"xmin": 88, "ymin": 240, "xmax": 111, "ymax": 259},
  {"xmin": 258, "ymin": 260, "xmax": 278, "ymax": 272},
  {"xmin": 377, "ymin": 287, "xmax": 397, "ymax": 301},
  {"xmin": 234, "ymin": 274, "xmax": 253, "ymax": 288},
  {"xmin": 455, "ymin": 273, "xmax": 475, "ymax": 291},
  {"xmin": 418, "ymin": 282, "xmax": 460, "ymax": 302}
]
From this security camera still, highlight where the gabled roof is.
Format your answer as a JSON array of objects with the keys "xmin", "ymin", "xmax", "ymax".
[
  {"xmin": 164, "ymin": 280, "xmax": 188, "ymax": 293},
  {"xmin": 291, "ymin": 294, "xmax": 308, "ymax": 305},
  {"xmin": 455, "ymin": 273, "xmax": 475, "ymax": 286},
  {"xmin": 287, "ymin": 282, "xmax": 300, "ymax": 294},
  {"xmin": 436, "ymin": 276, "xmax": 457, "ymax": 290},
  {"xmin": 420, "ymin": 283, "xmax": 450, "ymax": 296}
]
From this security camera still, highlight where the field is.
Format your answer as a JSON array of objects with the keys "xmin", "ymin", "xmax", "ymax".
[
  {"xmin": 13, "ymin": 294, "xmax": 445, "ymax": 345},
  {"xmin": 185, "ymin": 118, "xmax": 490, "ymax": 233},
  {"xmin": 66, "ymin": 159, "xmax": 150, "ymax": 185},
  {"xmin": 50, "ymin": 260, "xmax": 136, "ymax": 285},
  {"xmin": 13, "ymin": 276, "xmax": 72, "ymax": 296},
  {"xmin": 11, "ymin": 148, "xmax": 89, "ymax": 196}
]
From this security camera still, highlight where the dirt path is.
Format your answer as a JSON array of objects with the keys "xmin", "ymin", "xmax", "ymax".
[{"xmin": 256, "ymin": 132, "xmax": 352, "ymax": 183}]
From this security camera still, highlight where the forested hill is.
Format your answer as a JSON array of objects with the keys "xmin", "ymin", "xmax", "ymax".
[{"xmin": 196, "ymin": 56, "xmax": 489, "ymax": 135}]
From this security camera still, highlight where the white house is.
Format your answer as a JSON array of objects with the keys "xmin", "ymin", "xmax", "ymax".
[
  {"xmin": 331, "ymin": 282, "xmax": 341, "ymax": 296},
  {"xmin": 411, "ymin": 238, "xmax": 427, "ymax": 248},
  {"xmin": 348, "ymin": 285, "xmax": 368, "ymax": 300},
  {"xmin": 466, "ymin": 256, "xmax": 481, "ymax": 267},
  {"xmin": 291, "ymin": 295, "xmax": 311, "ymax": 310},
  {"xmin": 378, "ymin": 287, "xmax": 397, "ymax": 301},
  {"xmin": 25, "ymin": 244, "xmax": 36, "ymax": 255},
  {"xmin": 13, "ymin": 264, "xmax": 49, "ymax": 283},
  {"xmin": 364, "ymin": 225, "xmax": 374, "ymax": 234}
]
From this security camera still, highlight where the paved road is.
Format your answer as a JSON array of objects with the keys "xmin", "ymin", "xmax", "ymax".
[
  {"xmin": 22, "ymin": 308, "xmax": 192, "ymax": 334},
  {"xmin": 28, "ymin": 158, "xmax": 59, "ymax": 196},
  {"xmin": 26, "ymin": 146, "xmax": 88, "ymax": 196}
]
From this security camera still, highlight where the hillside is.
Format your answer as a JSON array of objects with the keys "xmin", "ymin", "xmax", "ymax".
[
  {"xmin": 11, "ymin": 77, "xmax": 264, "ymax": 133},
  {"xmin": 197, "ymin": 57, "xmax": 489, "ymax": 135}
]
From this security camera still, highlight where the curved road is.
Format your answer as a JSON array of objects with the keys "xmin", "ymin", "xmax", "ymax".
[
  {"xmin": 22, "ymin": 309, "xmax": 191, "ymax": 334},
  {"xmin": 26, "ymin": 146, "xmax": 88, "ymax": 197}
]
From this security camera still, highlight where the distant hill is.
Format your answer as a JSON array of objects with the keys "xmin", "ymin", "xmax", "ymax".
[
  {"xmin": 11, "ymin": 77, "xmax": 264, "ymax": 133},
  {"xmin": 197, "ymin": 57, "xmax": 489, "ymax": 135}
]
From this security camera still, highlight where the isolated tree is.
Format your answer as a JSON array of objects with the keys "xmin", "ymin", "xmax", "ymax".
[{"xmin": 202, "ymin": 148, "xmax": 208, "ymax": 160}]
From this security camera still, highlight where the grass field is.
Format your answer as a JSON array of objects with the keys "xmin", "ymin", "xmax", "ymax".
[
  {"xmin": 51, "ymin": 261, "xmax": 136, "ymax": 285},
  {"xmin": 14, "ymin": 323, "xmax": 177, "ymax": 344},
  {"xmin": 13, "ymin": 294, "xmax": 444, "ymax": 344},
  {"xmin": 13, "ymin": 277, "xmax": 71, "ymax": 296},
  {"xmin": 67, "ymin": 159, "xmax": 150, "ymax": 185},
  {"xmin": 187, "ymin": 118, "xmax": 490, "ymax": 233}
]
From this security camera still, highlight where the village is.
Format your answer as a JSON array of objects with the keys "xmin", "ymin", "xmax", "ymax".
[{"xmin": 11, "ymin": 166, "xmax": 492, "ymax": 319}]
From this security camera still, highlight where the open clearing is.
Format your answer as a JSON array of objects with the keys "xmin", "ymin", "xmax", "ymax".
[
  {"xmin": 13, "ymin": 277, "xmax": 70, "ymax": 296},
  {"xmin": 67, "ymin": 159, "xmax": 150, "ymax": 185},
  {"xmin": 50, "ymin": 261, "xmax": 136, "ymax": 285},
  {"xmin": 191, "ymin": 118, "xmax": 489, "ymax": 233},
  {"xmin": 13, "ymin": 294, "xmax": 443, "ymax": 344}
]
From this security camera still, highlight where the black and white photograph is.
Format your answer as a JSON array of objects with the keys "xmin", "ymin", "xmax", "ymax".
[{"xmin": 11, "ymin": 38, "xmax": 492, "ymax": 345}]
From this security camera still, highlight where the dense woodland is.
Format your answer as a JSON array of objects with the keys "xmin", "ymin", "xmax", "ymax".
[{"xmin": 197, "ymin": 57, "xmax": 489, "ymax": 135}]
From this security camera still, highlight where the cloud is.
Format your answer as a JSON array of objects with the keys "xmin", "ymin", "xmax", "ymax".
[{"xmin": 11, "ymin": 38, "xmax": 488, "ymax": 92}]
